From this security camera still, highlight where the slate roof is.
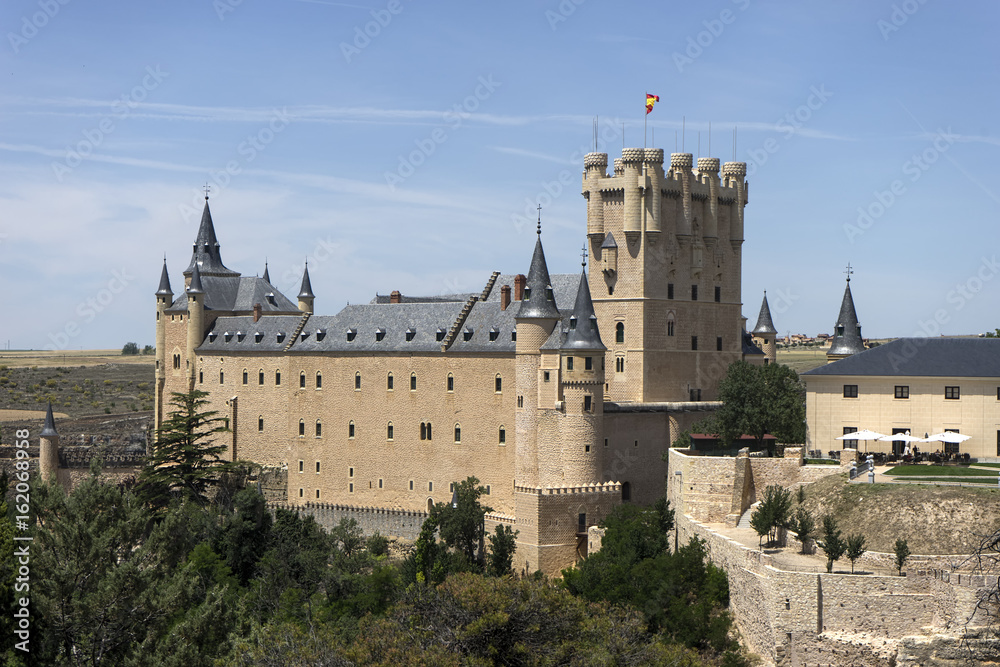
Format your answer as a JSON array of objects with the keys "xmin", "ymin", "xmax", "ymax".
[
  {"xmin": 156, "ymin": 260, "xmax": 173, "ymax": 296},
  {"xmin": 167, "ymin": 276, "xmax": 299, "ymax": 314},
  {"xmin": 752, "ymin": 293, "xmax": 776, "ymax": 335},
  {"xmin": 40, "ymin": 402, "xmax": 58, "ymax": 437},
  {"xmin": 290, "ymin": 302, "xmax": 467, "ymax": 353},
  {"xmin": 601, "ymin": 232, "xmax": 617, "ymax": 249},
  {"xmin": 742, "ymin": 331, "xmax": 765, "ymax": 356},
  {"xmin": 197, "ymin": 315, "xmax": 308, "ymax": 353},
  {"xmin": 371, "ymin": 293, "xmax": 473, "ymax": 304},
  {"xmin": 184, "ymin": 199, "xmax": 240, "ymax": 278},
  {"xmin": 561, "ymin": 271, "xmax": 605, "ymax": 351},
  {"xmin": 298, "ymin": 264, "xmax": 315, "ymax": 299},
  {"xmin": 447, "ymin": 299, "xmax": 518, "ymax": 353},
  {"xmin": 516, "ymin": 236, "xmax": 561, "ymax": 320},
  {"xmin": 803, "ymin": 337, "xmax": 1000, "ymax": 377},
  {"xmin": 827, "ymin": 279, "xmax": 865, "ymax": 356}
]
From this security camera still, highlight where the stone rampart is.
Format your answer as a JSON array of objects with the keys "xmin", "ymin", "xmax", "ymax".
[{"xmin": 271, "ymin": 501, "xmax": 429, "ymax": 541}]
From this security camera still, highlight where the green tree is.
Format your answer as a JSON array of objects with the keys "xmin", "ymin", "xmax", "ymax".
[
  {"xmin": 714, "ymin": 360, "xmax": 806, "ymax": 455},
  {"xmin": 819, "ymin": 515, "xmax": 846, "ymax": 573},
  {"xmin": 121, "ymin": 342, "xmax": 140, "ymax": 355},
  {"xmin": 485, "ymin": 524, "xmax": 518, "ymax": 576},
  {"xmin": 137, "ymin": 389, "xmax": 231, "ymax": 507},
  {"xmin": 142, "ymin": 344, "xmax": 155, "ymax": 355},
  {"xmin": 435, "ymin": 476, "xmax": 492, "ymax": 564},
  {"xmin": 749, "ymin": 485, "xmax": 792, "ymax": 549},
  {"xmin": 845, "ymin": 533, "xmax": 866, "ymax": 574},
  {"xmin": 894, "ymin": 538, "xmax": 911, "ymax": 576},
  {"xmin": 791, "ymin": 506, "xmax": 815, "ymax": 554},
  {"xmin": 749, "ymin": 502, "xmax": 771, "ymax": 551},
  {"xmin": 214, "ymin": 488, "xmax": 272, "ymax": 585}
]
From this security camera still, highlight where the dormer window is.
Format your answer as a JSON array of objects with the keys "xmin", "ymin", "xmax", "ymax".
[
  {"xmin": 223, "ymin": 332, "xmax": 232, "ymax": 342},
  {"xmin": 523, "ymin": 286, "xmax": 532, "ymax": 299},
  {"xmin": 346, "ymin": 328, "xmax": 356, "ymax": 342},
  {"xmin": 569, "ymin": 316, "xmax": 577, "ymax": 330},
  {"xmin": 300, "ymin": 331, "xmax": 309, "ymax": 341},
  {"xmin": 208, "ymin": 332, "xmax": 218, "ymax": 342},
  {"xmin": 266, "ymin": 292, "xmax": 276, "ymax": 305},
  {"xmin": 436, "ymin": 328, "xmax": 446, "ymax": 342},
  {"xmin": 236, "ymin": 331, "xmax": 245, "ymax": 342},
  {"xmin": 375, "ymin": 328, "xmax": 386, "ymax": 342},
  {"xmin": 254, "ymin": 332, "xmax": 263, "ymax": 343},
  {"xmin": 463, "ymin": 327, "xmax": 473, "ymax": 341},
  {"xmin": 489, "ymin": 327, "xmax": 499, "ymax": 342},
  {"xmin": 405, "ymin": 328, "xmax": 416, "ymax": 342},
  {"xmin": 316, "ymin": 328, "xmax": 326, "ymax": 341},
  {"xmin": 546, "ymin": 285, "xmax": 554, "ymax": 301},
  {"xmin": 276, "ymin": 332, "xmax": 285, "ymax": 343}
]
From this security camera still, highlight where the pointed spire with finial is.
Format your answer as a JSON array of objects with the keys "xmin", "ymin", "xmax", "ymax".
[
  {"xmin": 187, "ymin": 262, "xmax": 204, "ymax": 294},
  {"xmin": 40, "ymin": 401, "xmax": 58, "ymax": 437},
  {"xmin": 752, "ymin": 291, "xmax": 776, "ymax": 335},
  {"xmin": 828, "ymin": 264, "xmax": 865, "ymax": 358},
  {"xmin": 516, "ymin": 207, "xmax": 561, "ymax": 320},
  {"xmin": 298, "ymin": 260, "xmax": 314, "ymax": 299},
  {"xmin": 563, "ymin": 268, "xmax": 605, "ymax": 351},
  {"xmin": 262, "ymin": 260, "xmax": 271, "ymax": 284},
  {"xmin": 156, "ymin": 256, "xmax": 173, "ymax": 296},
  {"xmin": 183, "ymin": 187, "xmax": 239, "ymax": 279}
]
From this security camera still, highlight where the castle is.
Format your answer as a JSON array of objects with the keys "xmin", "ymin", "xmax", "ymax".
[{"xmin": 154, "ymin": 147, "xmax": 759, "ymax": 574}]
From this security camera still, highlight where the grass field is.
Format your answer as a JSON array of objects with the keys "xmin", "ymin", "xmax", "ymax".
[
  {"xmin": 0, "ymin": 350, "xmax": 153, "ymax": 368},
  {"xmin": 775, "ymin": 347, "xmax": 828, "ymax": 374},
  {"xmin": 887, "ymin": 477, "xmax": 998, "ymax": 485},
  {"xmin": 885, "ymin": 465, "xmax": 990, "ymax": 477},
  {"xmin": 0, "ymin": 359, "xmax": 153, "ymax": 418}
]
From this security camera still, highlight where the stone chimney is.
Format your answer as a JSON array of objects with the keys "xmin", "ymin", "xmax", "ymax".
[
  {"xmin": 390, "ymin": 290, "xmax": 402, "ymax": 304},
  {"xmin": 500, "ymin": 284, "xmax": 511, "ymax": 311},
  {"xmin": 253, "ymin": 303, "xmax": 262, "ymax": 322},
  {"xmin": 514, "ymin": 274, "xmax": 526, "ymax": 301}
]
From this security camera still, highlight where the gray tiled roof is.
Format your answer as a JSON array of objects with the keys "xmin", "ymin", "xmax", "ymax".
[
  {"xmin": 516, "ymin": 236, "xmax": 561, "ymax": 320},
  {"xmin": 156, "ymin": 260, "xmax": 173, "ymax": 296},
  {"xmin": 742, "ymin": 331, "xmax": 765, "ymax": 356},
  {"xmin": 41, "ymin": 402, "xmax": 58, "ymax": 437},
  {"xmin": 752, "ymin": 293, "xmax": 776, "ymax": 335},
  {"xmin": 562, "ymin": 271, "xmax": 605, "ymax": 351},
  {"xmin": 447, "ymin": 299, "xmax": 518, "ymax": 352},
  {"xmin": 298, "ymin": 264, "xmax": 314, "ymax": 299},
  {"xmin": 601, "ymin": 232, "xmax": 617, "ymax": 249},
  {"xmin": 183, "ymin": 200, "xmax": 240, "ymax": 278},
  {"xmin": 197, "ymin": 315, "xmax": 308, "ymax": 353},
  {"xmin": 290, "ymin": 302, "xmax": 467, "ymax": 353},
  {"xmin": 803, "ymin": 337, "xmax": 1000, "ymax": 377},
  {"xmin": 167, "ymin": 276, "xmax": 299, "ymax": 314},
  {"xmin": 827, "ymin": 279, "xmax": 865, "ymax": 356},
  {"xmin": 371, "ymin": 293, "xmax": 473, "ymax": 304},
  {"xmin": 187, "ymin": 263, "xmax": 204, "ymax": 294}
]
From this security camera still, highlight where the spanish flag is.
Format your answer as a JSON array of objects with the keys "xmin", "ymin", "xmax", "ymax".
[{"xmin": 645, "ymin": 93, "xmax": 659, "ymax": 115}]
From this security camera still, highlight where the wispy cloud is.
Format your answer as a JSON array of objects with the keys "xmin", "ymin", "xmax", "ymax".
[{"xmin": 488, "ymin": 146, "xmax": 576, "ymax": 166}]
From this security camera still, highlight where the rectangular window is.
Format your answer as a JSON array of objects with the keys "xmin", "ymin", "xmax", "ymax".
[
  {"xmin": 378, "ymin": 478, "xmax": 383, "ymax": 489},
  {"xmin": 667, "ymin": 321, "xmax": 674, "ymax": 336},
  {"xmin": 714, "ymin": 286, "xmax": 721, "ymax": 303},
  {"xmin": 667, "ymin": 283, "xmax": 674, "ymax": 299},
  {"xmin": 691, "ymin": 285, "xmax": 698, "ymax": 301},
  {"xmin": 349, "ymin": 467, "xmax": 354, "ymax": 477},
  {"xmin": 842, "ymin": 427, "xmax": 858, "ymax": 449},
  {"xmin": 691, "ymin": 336, "xmax": 698, "ymax": 351},
  {"xmin": 584, "ymin": 395, "xmax": 592, "ymax": 412},
  {"xmin": 300, "ymin": 374, "xmax": 306, "ymax": 388},
  {"xmin": 259, "ymin": 371, "xmax": 264, "ymax": 385},
  {"xmin": 299, "ymin": 421, "xmax": 305, "ymax": 436},
  {"xmin": 220, "ymin": 371, "xmax": 224, "ymax": 384},
  {"xmin": 275, "ymin": 371, "xmax": 281, "ymax": 386},
  {"xmin": 199, "ymin": 371, "xmax": 203, "ymax": 384},
  {"xmin": 584, "ymin": 356, "xmax": 593, "ymax": 370},
  {"xmin": 315, "ymin": 462, "xmax": 320, "ymax": 473},
  {"xmin": 567, "ymin": 357, "xmax": 574, "ymax": 370},
  {"xmin": 895, "ymin": 385, "xmax": 909, "ymax": 399},
  {"xmin": 410, "ymin": 374, "xmax": 417, "ymax": 391},
  {"xmin": 316, "ymin": 374, "xmax": 322, "ymax": 388},
  {"xmin": 447, "ymin": 375, "xmax": 454, "ymax": 391},
  {"xmin": 429, "ymin": 481, "xmax": 433, "ymax": 492},
  {"xmin": 349, "ymin": 483, "xmax": 354, "ymax": 493},
  {"xmin": 409, "ymin": 480, "xmax": 414, "ymax": 490},
  {"xmin": 298, "ymin": 460, "xmax": 304, "ymax": 473},
  {"xmin": 843, "ymin": 385, "xmax": 858, "ymax": 398},
  {"xmin": 544, "ymin": 371, "xmax": 550, "ymax": 382},
  {"xmin": 945, "ymin": 441, "xmax": 959, "ymax": 454},
  {"xmin": 578, "ymin": 513, "xmax": 587, "ymax": 534},
  {"xmin": 945, "ymin": 386, "xmax": 960, "ymax": 400},
  {"xmin": 716, "ymin": 336, "xmax": 722, "ymax": 351},
  {"xmin": 243, "ymin": 370, "xmax": 248, "ymax": 385},
  {"xmin": 258, "ymin": 417, "xmax": 264, "ymax": 432}
]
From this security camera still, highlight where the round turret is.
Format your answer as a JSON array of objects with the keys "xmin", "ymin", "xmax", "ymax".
[
  {"xmin": 584, "ymin": 152, "xmax": 608, "ymax": 170},
  {"xmin": 613, "ymin": 158, "xmax": 624, "ymax": 175},
  {"xmin": 620, "ymin": 147, "xmax": 645, "ymax": 165},
  {"xmin": 697, "ymin": 157, "xmax": 720, "ymax": 172},
  {"xmin": 670, "ymin": 152, "xmax": 693, "ymax": 169},
  {"xmin": 722, "ymin": 161, "xmax": 747, "ymax": 178},
  {"xmin": 643, "ymin": 148, "xmax": 664, "ymax": 164}
]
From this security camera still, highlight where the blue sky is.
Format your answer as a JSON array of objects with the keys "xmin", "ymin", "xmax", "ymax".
[{"xmin": 1, "ymin": 0, "xmax": 998, "ymax": 350}]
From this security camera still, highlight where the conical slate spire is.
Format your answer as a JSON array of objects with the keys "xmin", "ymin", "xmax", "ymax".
[
  {"xmin": 187, "ymin": 262, "xmax": 205, "ymax": 294},
  {"xmin": 298, "ymin": 262, "xmax": 314, "ymax": 299},
  {"xmin": 515, "ymin": 235, "xmax": 561, "ymax": 320},
  {"xmin": 183, "ymin": 197, "xmax": 240, "ymax": 278},
  {"xmin": 262, "ymin": 261, "xmax": 271, "ymax": 284},
  {"xmin": 155, "ymin": 258, "xmax": 173, "ymax": 296},
  {"xmin": 563, "ymin": 270, "xmax": 605, "ymax": 350},
  {"xmin": 40, "ymin": 402, "xmax": 58, "ymax": 438},
  {"xmin": 752, "ymin": 292, "xmax": 776, "ymax": 335},
  {"xmin": 828, "ymin": 277, "xmax": 864, "ymax": 357}
]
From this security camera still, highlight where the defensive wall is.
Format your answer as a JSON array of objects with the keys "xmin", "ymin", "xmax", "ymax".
[{"xmin": 666, "ymin": 448, "xmax": 999, "ymax": 666}]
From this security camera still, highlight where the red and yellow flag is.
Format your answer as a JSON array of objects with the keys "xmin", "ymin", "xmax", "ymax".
[{"xmin": 645, "ymin": 93, "xmax": 659, "ymax": 115}]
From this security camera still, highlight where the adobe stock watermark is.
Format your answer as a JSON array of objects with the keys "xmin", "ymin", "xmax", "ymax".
[
  {"xmin": 12, "ymin": 427, "xmax": 32, "ymax": 654},
  {"xmin": 179, "ymin": 108, "xmax": 291, "ymax": 223},
  {"xmin": 340, "ymin": 0, "xmax": 407, "ymax": 63},
  {"xmin": 214, "ymin": 0, "xmax": 244, "ymax": 21},
  {"xmin": 7, "ymin": 0, "xmax": 71, "ymax": 54},
  {"xmin": 45, "ymin": 268, "xmax": 134, "ymax": 351},
  {"xmin": 545, "ymin": 0, "xmax": 587, "ymax": 31},
  {"xmin": 384, "ymin": 75, "xmax": 501, "ymax": 192},
  {"xmin": 877, "ymin": 0, "xmax": 931, "ymax": 41},
  {"xmin": 745, "ymin": 85, "xmax": 833, "ymax": 177},
  {"xmin": 672, "ymin": 0, "xmax": 751, "ymax": 73},
  {"xmin": 51, "ymin": 65, "xmax": 169, "ymax": 182},
  {"xmin": 843, "ymin": 127, "xmax": 956, "ymax": 243},
  {"xmin": 510, "ymin": 117, "xmax": 622, "ymax": 234}
]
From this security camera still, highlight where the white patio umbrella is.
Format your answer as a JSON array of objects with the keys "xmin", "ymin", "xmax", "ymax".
[
  {"xmin": 923, "ymin": 432, "xmax": 971, "ymax": 444},
  {"xmin": 877, "ymin": 432, "xmax": 922, "ymax": 456},
  {"xmin": 836, "ymin": 429, "xmax": 886, "ymax": 452}
]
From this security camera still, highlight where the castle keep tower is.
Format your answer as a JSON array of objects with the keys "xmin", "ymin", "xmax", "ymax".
[
  {"xmin": 582, "ymin": 148, "xmax": 748, "ymax": 402},
  {"xmin": 752, "ymin": 292, "xmax": 777, "ymax": 365}
]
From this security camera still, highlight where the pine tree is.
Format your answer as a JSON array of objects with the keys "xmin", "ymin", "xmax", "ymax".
[{"xmin": 138, "ymin": 389, "xmax": 231, "ymax": 507}]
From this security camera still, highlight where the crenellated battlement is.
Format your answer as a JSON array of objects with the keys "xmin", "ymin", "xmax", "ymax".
[{"xmin": 515, "ymin": 481, "xmax": 621, "ymax": 495}]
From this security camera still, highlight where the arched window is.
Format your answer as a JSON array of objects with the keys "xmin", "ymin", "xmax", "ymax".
[
  {"xmin": 275, "ymin": 370, "xmax": 281, "ymax": 385},
  {"xmin": 259, "ymin": 369, "xmax": 265, "ymax": 385},
  {"xmin": 622, "ymin": 481, "xmax": 631, "ymax": 502},
  {"xmin": 298, "ymin": 420, "xmax": 305, "ymax": 436},
  {"xmin": 387, "ymin": 372, "xmax": 394, "ymax": 390},
  {"xmin": 615, "ymin": 356, "xmax": 625, "ymax": 373},
  {"xmin": 420, "ymin": 422, "xmax": 427, "ymax": 440},
  {"xmin": 316, "ymin": 372, "xmax": 322, "ymax": 388},
  {"xmin": 199, "ymin": 371, "xmax": 203, "ymax": 384},
  {"xmin": 495, "ymin": 374, "xmax": 502, "ymax": 393},
  {"xmin": 410, "ymin": 373, "xmax": 417, "ymax": 391},
  {"xmin": 300, "ymin": 372, "xmax": 306, "ymax": 388},
  {"xmin": 315, "ymin": 420, "xmax": 322, "ymax": 437},
  {"xmin": 499, "ymin": 425, "xmax": 506, "ymax": 444},
  {"xmin": 426, "ymin": 422, "xmax": 432, "ymax": 440},
  {"xmin": 242, "ymin": 369, "xmax": 248, "ymax": 385},
  {"xmin": 447, "ymin": 373, "xmax": 454, "ymax": 392},
  {"xmin": 219, "ymin": 370, "xmax": 224, "ymax": 384},
  {"xmin": 258, "ymin": 416, "xmax": 264, "ymax": 432},
  {"xmin": 454, "ymin": 423, "xmax": 461, "ymax": 443},
  {"xmin": 387, "ymin": 422, "xmax": 394, "ymax": 440},
  {"xmin": 355, "ymin": 372, "xmax": 361, "ymax": 390},
  {"xmin": 172, "ymin": 354, "xmax": 180, "ymax": 369},
  {"xmin": 667, "ymin": 318, "xmax": 675, "ymax": 337},
  {"xmin": 348, "ymin": 421, "xmax": 355, "ymax": 438},
  {"xmin": 615, "ymin": 322, "xmax": 624, "ymax": 343}
]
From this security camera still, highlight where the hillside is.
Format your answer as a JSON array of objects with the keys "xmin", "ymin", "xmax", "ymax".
[{"xmin": 797, "ymin": 472, "xmax": 1000, "ymax": 556}]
